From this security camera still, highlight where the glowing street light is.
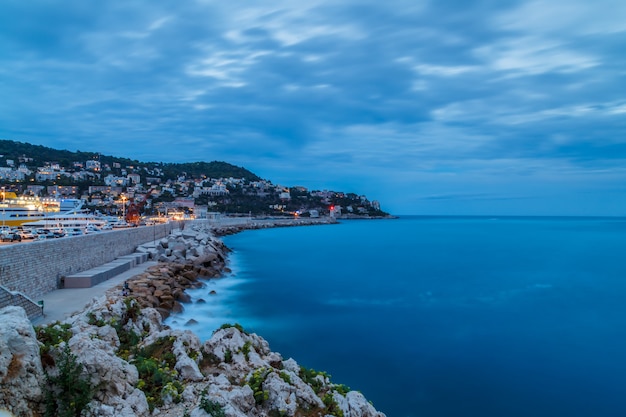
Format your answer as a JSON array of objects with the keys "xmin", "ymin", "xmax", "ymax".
[
  {"xmin": 121, "ymin": 194, "xmax": 127, "ymax": 220},
  {"xmin": 1, "ymin": 186, "xmax": 5, "ymax": 228}
]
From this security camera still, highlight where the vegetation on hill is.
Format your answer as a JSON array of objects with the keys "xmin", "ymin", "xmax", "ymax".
[
  {"xmin": 156, "ymin": 161, "xmax": 260, "ymax": 182},
  {"xmin": 0, "ymin": 140, "xmax": 259, "ymax": 181}
]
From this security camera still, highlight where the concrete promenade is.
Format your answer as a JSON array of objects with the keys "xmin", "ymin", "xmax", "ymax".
[{"xmin": 32, "ymin": 261, "xmax": 158, "ymax": 326}]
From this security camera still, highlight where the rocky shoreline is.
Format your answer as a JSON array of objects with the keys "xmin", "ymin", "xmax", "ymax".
[{"xmin": 0, "ymin": 221, "xmax": 386, "ymax": 417}]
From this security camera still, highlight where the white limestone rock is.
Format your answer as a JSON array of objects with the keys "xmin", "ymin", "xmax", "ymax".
[
  {"xmin": 138, "ymin": 307, "xmax": 165, "ymax": 334},
  {"xmin": 282, "ymin": 369, "xmax": 324, "ymax": 410},
  {"xmin": 182, "ymin": 384, "xmax": 198, "ymax": 403},
  {"xmin": 201, "ymin": 374, "xmax": 256, "ymax": 417},
  {"xmin": 263, "ymin": 372, "xmax": 298, "ymax": 416},
  {"xmin": 0, "ymin": 306, "xmax": 44, "ymax": 416},
  {"xmin": 332, "ymin": 391, "xmax": 386, "ymax": 417},
  {"xmin": 282, "ymin": 358, "xmax": 300, "ymax": 374},
  {"xmin": 68, "ymin": 330, "xmax": 139, "ymax": 399},
  {"xmin": 172, "ymin": 331, "xmax": 204, "ymax": 381},
  {"xmin": 85, "ymin": 387, "xmax": 150, "ymax": 417},
  {"xmin": 203, "ymin": 327, "xmax": 247, "ymax": 362}
]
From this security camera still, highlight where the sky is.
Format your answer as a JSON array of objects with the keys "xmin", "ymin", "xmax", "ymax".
[{"xmin": 1, "ymin": 1, "xmax": 625, "ymax": 216}]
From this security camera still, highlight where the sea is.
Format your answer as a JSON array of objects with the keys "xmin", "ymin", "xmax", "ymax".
[{"xmin": 166, "ymin": 216, "xmax": 626, "ymax": 417}]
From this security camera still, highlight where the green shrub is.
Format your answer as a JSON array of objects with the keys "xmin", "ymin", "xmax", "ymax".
[
  {"xmin": 217, "ymin": 323, "xmax": 248, "ymax": 334},
  {"xmin": 142, "ymin": 321, "xmax": 151, "ymax": 334},
  {"xmin": 110, "ymin": 298, "xmax": 144, "ymax": 358},
  {"xmin": 299, "ymin": 366, "xmax": 329, "ymax": 394},
  {"xmin": 112, "ymin": 320, "xmax": 140, "ymax": 360},
  {"xmin": 269, "ymin": 409, "xmax": 289, "ymax": 417},
  {"xmin": 132, "ymin": 337, "xmax": 182, "ymax": 411},
  {"xmin": 241, "ymin": 341, "xmax": 252, "ymax": 361},
  {"xmin": 334, "ymin": 383, "xmax": 351, "ymax": 396},
  {"xmin": 162, "ymin": 381, "xmax": 184, "ymax": 404},
  {"xmin": 199, "ymin": 348, "xmax": 220, "ymax": 368},
  {"xmin": 323, "ymin": 393, "xmax": 344, "ymax": 417},
  {"xmin": 86, "ymin": 312, "xmax": 106, "ymax": 327},
  {"xmin": 123, "ymin": 297, "xmax": 141, "ymax": 321},
  {"xmin": 248, "ymin": 367, "xmax": 270, "ymax": 404},
  {"xmin": 140, "ymin": 337, "xmax": 177, "ymax": 368},
  {"xmin": 188, "ymin": 348, "xmax": 200, "ymax": 361},
  {"xmin": 36, "ymin": 322, "xmax": 72, "ymax": 356},
  {"xmin": 199, "ymin": 389, "xmax": 226, "ymax": 417},
  {"xmin": 279, "ymin": 371, "xmax": 292, "ymax": 385},
  {"xmin": 43, "ymin": 344, "xmax": 93, "ymax": 417},
  {"xmin": 224, "ymin": 348, "xmax": 233, "ymax": 364}
]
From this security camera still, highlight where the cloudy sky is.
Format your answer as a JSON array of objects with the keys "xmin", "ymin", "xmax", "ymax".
[{"xmin": 1, "ymin": 1, "xmax": 625, "ymax": 215}]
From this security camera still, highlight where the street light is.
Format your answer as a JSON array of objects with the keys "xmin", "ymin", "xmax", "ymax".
[
  {"xmin": 121, "ymin": 194, "xmax": 127, "ymax": 220},
  {"xmin": 1, "ymin": 187, "xmax": 5, "ymax": 228}
]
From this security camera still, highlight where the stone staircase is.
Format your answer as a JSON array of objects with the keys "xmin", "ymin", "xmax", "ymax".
[
  {"xmin": 62, "ymin": 252, "xmax": 150, "ymax": 288},
  {"xmin": 0, "ymin": 285, "xmax": 44, "ymax": 320}
]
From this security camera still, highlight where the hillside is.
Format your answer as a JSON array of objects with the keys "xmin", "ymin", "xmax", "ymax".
[
  {"xmin": 0, "ymin": 139, "xmax": 260, "ymax": 181},
  {"xmin": 0, "ymin": 139, "xmax": 388, "ymax": 217}
]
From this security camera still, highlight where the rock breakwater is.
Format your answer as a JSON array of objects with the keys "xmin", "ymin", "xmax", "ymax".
[
  {"xmin": 128, "ymin": 227, "xmax": 231, "ymax": 320},
  {"xmin": 209, "ymin": 217, "xmax": 337, "ymax": 236},
  {"xmin": 0, "ymin": 222, "xmax": 386, "ymax": 417}
]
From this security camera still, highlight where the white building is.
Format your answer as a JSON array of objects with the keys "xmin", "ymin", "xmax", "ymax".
[
  {"xmin": 104, "ymin": 174, "xmax": 128, "ymax": 187},
  {"xmin": 127, "ymin": 173, "xmax": 141, "ymax": 184},
  {"xmin": 0, "ymin": 167, "xmax": 25, "ymax": 181},
  {"xmin": 86, "ymin": 160, "xmax": 101, "ymax": 171}
]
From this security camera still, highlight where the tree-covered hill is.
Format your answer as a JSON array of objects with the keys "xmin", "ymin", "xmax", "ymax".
[
  {"xmin": 156, "ymin": 161, "xmax": 260, "ymax": 182},
  {"xmin": 0, "ymin": 139, "xmax": 260, "ymax": 181}
]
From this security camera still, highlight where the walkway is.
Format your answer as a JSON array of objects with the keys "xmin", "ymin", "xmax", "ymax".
[{"xmin": 31, "ymin": 261, "xmax": 158, "ymax": 326}]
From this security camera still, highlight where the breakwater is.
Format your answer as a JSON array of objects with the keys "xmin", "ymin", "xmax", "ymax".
[
  {"xmin": 207, "ymin": 216, "xmax": 338, "ymax": 236},
  {"xmin": 0, "ymin": 224, "xmax": 173, "ymax": 300}
]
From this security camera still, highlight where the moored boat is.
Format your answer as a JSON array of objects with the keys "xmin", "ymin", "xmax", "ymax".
[
  {"xmin": 21, "ymin": 212, "xmax": 108, "ymax": 231},
  {"xmin": 0, "ymin": 193, "xmax": 83, "ymax": 227}
]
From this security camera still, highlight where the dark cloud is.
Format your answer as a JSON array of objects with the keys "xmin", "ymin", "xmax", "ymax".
[{"xmin": 0, "ymin": 0, "xmax": 624, "ymax": 215}]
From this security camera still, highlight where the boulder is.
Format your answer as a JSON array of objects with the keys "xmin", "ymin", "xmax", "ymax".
[
  {"xmin": 0, "ymin": 307, "xmax": 45, "ymax": 416},
  {"xmin": 335, "ymin": 391, "xmax": 386, "ymax": 417},
  {"xmin": 68, "ymin": 329, "xmax": 139, "ymax": 398}
]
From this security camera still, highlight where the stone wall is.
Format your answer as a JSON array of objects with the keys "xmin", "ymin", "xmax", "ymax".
[
  {"xmin": 0, "ymin": 224, "xmax": 175, "ymax": 300},
  {"xmin": 0, "ymin": 285, "xmax": 43, "ymax": 319}
]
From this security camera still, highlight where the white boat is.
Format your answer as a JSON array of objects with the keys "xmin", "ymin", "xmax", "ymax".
[
  {"xmin": 0, "ymin": 193, "xmax": 83, "ymax": 227},
  {"xmin": 21, "ymin": 211, "xmax": 108, "ymax": 231}
]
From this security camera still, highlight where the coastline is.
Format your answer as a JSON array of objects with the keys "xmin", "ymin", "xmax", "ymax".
[
  {"xmin": 7, "ymin": 216, "xmax": 626, "ymax": 417},
  {"xmin": 1, "ymin": 217, "xmax": 386, "ymax": 417}
]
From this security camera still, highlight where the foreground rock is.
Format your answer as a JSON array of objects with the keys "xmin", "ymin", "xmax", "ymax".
[
  {"xmin": 0, "ymin": 224, "xmax": 386, "ymax": 417},
  {"xmin": 0, "ymin": 307, "xmax": 45, "ymax": 416},
  {"xmin": 1, "ymin": 298, "xmax": 385, "ymax": 417}
]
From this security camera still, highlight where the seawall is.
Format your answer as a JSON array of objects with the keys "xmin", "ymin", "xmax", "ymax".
[{"xmin": 0, "ymin": 224, "xmax": 174, "ymax": 300}]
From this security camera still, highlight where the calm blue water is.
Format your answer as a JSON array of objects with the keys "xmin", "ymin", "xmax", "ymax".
[{"xmin": 167, "ymin": 216, "xmax": 626, "ymax": 417}]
